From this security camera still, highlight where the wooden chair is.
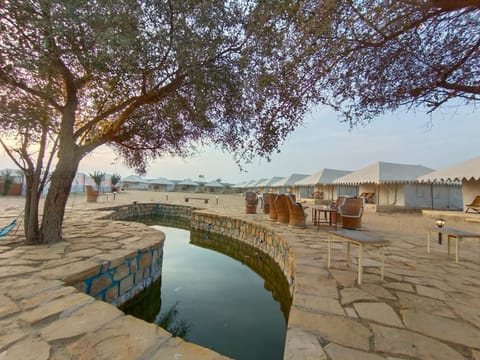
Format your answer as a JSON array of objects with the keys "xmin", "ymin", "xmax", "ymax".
[
  {"xmin": 465, "ymin": 196, "xmax": 480, "ymax": 213},
  {"xmin": 360, "ymin": 192, "xmax": 375, "ymax": 204},
  {"xmin": 312, "ymin": 191, "xmax": 324, "ymax": 200},
  {"xmin": 338, "ymin": 197, "xmax": 365, "ymax": 230},
  {"xmin": 262, "ymin": 192, "xmax": 270, "ymax": 214},
  {"xmin": 286, "ymin": 194, "xmax": 308, "ymax": 228},
  {"xmin": 86, "ymin": 185, "xmax": 99, "ymax": 202},
  {"xmin": 268, "ymin": 193, "xmax": 278, "ymax": 221},
  {"xmin": 274, "ymin": 194, "xmax": 290, "ymax": 224},
  {"xmin": 245, "ymin": 192, "xmax": 258, "ymax": 214}
]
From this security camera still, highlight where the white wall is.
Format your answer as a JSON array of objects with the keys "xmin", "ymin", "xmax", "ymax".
[
  {"xmin": 401, "ymin": 183, "xmax": 462, "ymax": 209},
  {"xmin": 336, "ymin": 185, "xmax": 357, "ymax": 198}
]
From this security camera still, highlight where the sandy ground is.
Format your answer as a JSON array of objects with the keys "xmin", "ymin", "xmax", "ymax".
[{"xmin": 2, "ymin": 190, "xmax": 480, "ymax": 244}]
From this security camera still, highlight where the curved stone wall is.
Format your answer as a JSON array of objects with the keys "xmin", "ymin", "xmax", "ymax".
[
  {"xmin": 71, "ymin": 244, "xmax": 163, "ymax": 307},
  {"xmin": 190, "ymin": 212, "xmax": 296, "ymax": 297},
  {"xmin": 105, "ymin": 203, "xmax": 295, "ymax": 298}
]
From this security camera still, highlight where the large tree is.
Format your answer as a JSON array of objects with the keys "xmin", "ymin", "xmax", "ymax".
[{"xmin": 0, "ymin": 0, "xmax": 316, "ymax": 244}]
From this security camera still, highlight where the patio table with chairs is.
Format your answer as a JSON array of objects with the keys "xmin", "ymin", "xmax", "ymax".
[{"xmin": 312, "ymin": 206, "xmax": 338, "ymax": 229}]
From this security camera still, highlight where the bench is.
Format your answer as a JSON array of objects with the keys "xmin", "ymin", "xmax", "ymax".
[
  {"xmin": 185, "ymin": 197, "xmax": 209, "ymax": 204},
  {"xmin": 328, "ymin": 229, "xmax": 390, "ymax": 284},
  {"xmin": 427, "ymin": 227, "xmax": 480, "ymax": 263}
]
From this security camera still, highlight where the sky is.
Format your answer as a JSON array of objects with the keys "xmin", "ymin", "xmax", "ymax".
[{"xmin": 0, "ymin": 102, "xmax": 477, "ymax": 185}]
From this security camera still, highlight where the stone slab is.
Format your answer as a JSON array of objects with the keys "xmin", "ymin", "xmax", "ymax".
[
  {"xmin": 288, "ymin": 307, "xmax": 371, "ymax": 351},
  {"xmin": 397, "ymin": 292, "xmax": 456, "ymax": 318},
  {"xmin": 359, "ymin": 284, "xmax": 396, "ymax": 300},
  {"xmin": 0, "ymin": 266, "xmax": 37, "ymax": 279},
  {"xmin": 40, "ymin": 301, "xmax": 123, "ymax": 341},
  {"xmin": 402, "ymin": 310, "xmax": 480, "ymax": 349},
  {"xmin": 293, "ymin": 294, "xmax": 345, "ymax": 316},
  {"xmin": 372, "ymin": 324, "xmax": 466, "ymax": 360},
  {"xmin": 0, "ymin": 294, "xmax": 20, "ymax": 318},
  {"xmin": 0, "ymin": 338, "xmax": 50, "ymax": 360},
  {"xmin": 0, "ymin": 320, "xmax": 27, "ymax": 352},
  {"xmin": 41, "ymin": 260, "xmax": 101, "ymax": 284},
  {"xmin": 284, "ymin": 328, "xmax": 327, "ymax": 360},
  {"xmin": 353, "ymin": 302, "xmax": 404, "ymax": 328},
  {"xmin": 65, "ymin": 315, "xmax": 173, "ymax": 360},
  {"xmin": 340, "ymin": 287, "xmax": 377, "ymax": 306},
  {"xmin": 19, "ymin": 286, "xmax": 77, "ymax": 310},
  {"xmin": 324, "ymin": 343, "xmax": 385, "ymax": 360},
  {"xmin": 20, "ymin": 292, "xmax": 93, "ymax": 324}
]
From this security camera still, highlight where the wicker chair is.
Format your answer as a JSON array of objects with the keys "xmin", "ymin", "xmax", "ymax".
[
  {"xmin": 262, "ymin": 192, "xmax": 270, "ymax": 214},
  {"xmin": 286, "ymin": 194, "xmax": 308, "ymax": 228},
  {"xmin": 274, "ymin": 194, "xmax": 290, "ymax": 224},
  {"xmin": 245, "ymin": 192, "xmax": 258, "ymax": 214},
  {"xmin": 338, "ymin": 197, "xmax": 365, "ymax": 230},
  {"xmin": 268, "ymin": 193, "xmax": 278, "ymax": 221}
]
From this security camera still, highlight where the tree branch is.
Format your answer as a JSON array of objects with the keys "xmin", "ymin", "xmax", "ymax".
[{"xmin": 0, "ymin": 73, "xmax": 62, "ymax": 111}]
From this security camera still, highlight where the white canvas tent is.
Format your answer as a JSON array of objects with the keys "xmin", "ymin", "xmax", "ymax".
[
  {"xmin": 256, "ymin": 176, "xmax": 284, "ymax": 194},
  {"xmin": 271, "ymin": 173, "xmax": 309, "ymax": 194},
  {"xmin": 293, "ymin": 168, "xmax": 352, "ymax": 200},
  {"xmin": 242, "ymin": 180, "xmax": 259, "ymax": 192},
  {"xmin": 417, "ymin": 156, "xmax": 480, "ymax": 211},
  {"xmin": 147, "ymin": 177, "xmax": 175, "ymax": 192},
  {"xmin": 243, "ymin": 178, "xmax": 268, "ymax": 193},
  {"xmin": 333, "ymin": 161, "xmax": 462, "ymax": 210},
  {"xmin": 203, "ymin": 180, "xmax": 224, "ymax": 193},
  {"xmin": 176, "ymin": 178, "xmax": 200, "ymax": 192},
  {"xmin": 122, "ymin": 175, "xmax": 149, "ymax": 190}
]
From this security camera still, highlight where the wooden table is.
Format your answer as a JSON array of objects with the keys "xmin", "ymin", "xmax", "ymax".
[
  {"xmin": 328, "ymin": 230, "xmax": 390, "ymax": 284},
  {"xmin": 427, "ymin": 227, "xmax": 480, "ymax": 263},
  {"xmin": 312, "ymin": 207, "xmax": 338, "ymax": 229}
]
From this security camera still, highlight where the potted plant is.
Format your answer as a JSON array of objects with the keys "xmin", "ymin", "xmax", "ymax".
[
  {"xmin": 110, "ymin": 173, "xmax": 121, "ymax": 192},
  {"xmin": 1, "ymin": 170, "xmax": 12, "ymax": 196},
  {"xmin": 86, "ymin": 171, "xmax": 105, "ymax": 202}
]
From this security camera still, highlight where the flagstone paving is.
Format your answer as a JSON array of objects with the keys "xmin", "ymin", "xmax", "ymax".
[{"xmin": 1, "ymin": 191, "xmax": 480, "ymax": 359}]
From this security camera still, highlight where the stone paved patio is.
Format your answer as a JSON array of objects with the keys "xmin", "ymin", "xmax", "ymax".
[{"xmin": 1, "ymin": 190, "xmax": 480, "ymax": 359}]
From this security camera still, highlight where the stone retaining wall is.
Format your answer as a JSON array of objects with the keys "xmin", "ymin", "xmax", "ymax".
[
  {"xmin": 190, "ymin": 212, "xmax": 295, "ymax": 297},
  {"xmin": 71, "ymin": 244, "xmax": 163, "ymax": 307},
  {"xmin": 107, "ymin": 202, "xmax": 193, "ymax": 221}
]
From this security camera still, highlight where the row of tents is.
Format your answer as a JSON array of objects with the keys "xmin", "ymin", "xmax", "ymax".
[
  {"xmin": 0, "ymin": 172, "xmax": 231, "ymax": 195},
  {"xmin": 119, "ymin": 175, "xmax": 228, "ymax": 193},
  {"xmin": 2, "ymin": 157, "xmax": 478, "ymax": 211},
  {"xmin": 235, "ymin": 158, "xmax": 480, "ymax": 212}
]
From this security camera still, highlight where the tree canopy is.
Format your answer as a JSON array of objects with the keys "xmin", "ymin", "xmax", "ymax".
[
  {"xmin": 1, "ymin": 0, "xmax": 314, "ymax": 173},
  {"xmin": 284, "ymin": 0, "xmax": 480, "ymax": 124}
]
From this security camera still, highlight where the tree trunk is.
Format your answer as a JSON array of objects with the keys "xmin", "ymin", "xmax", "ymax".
[
  {"xmin": 23, "ymin": 174, "xmax": 41, "ymax": 244},
  {"xmin": 38, "ymin": 157, "xmax": 80, "ymax": 244}
]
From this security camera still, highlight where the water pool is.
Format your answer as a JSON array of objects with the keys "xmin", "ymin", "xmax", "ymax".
[{"xmin": 121, "ymin": 217, "xmax": 291, "ymax": 360}]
